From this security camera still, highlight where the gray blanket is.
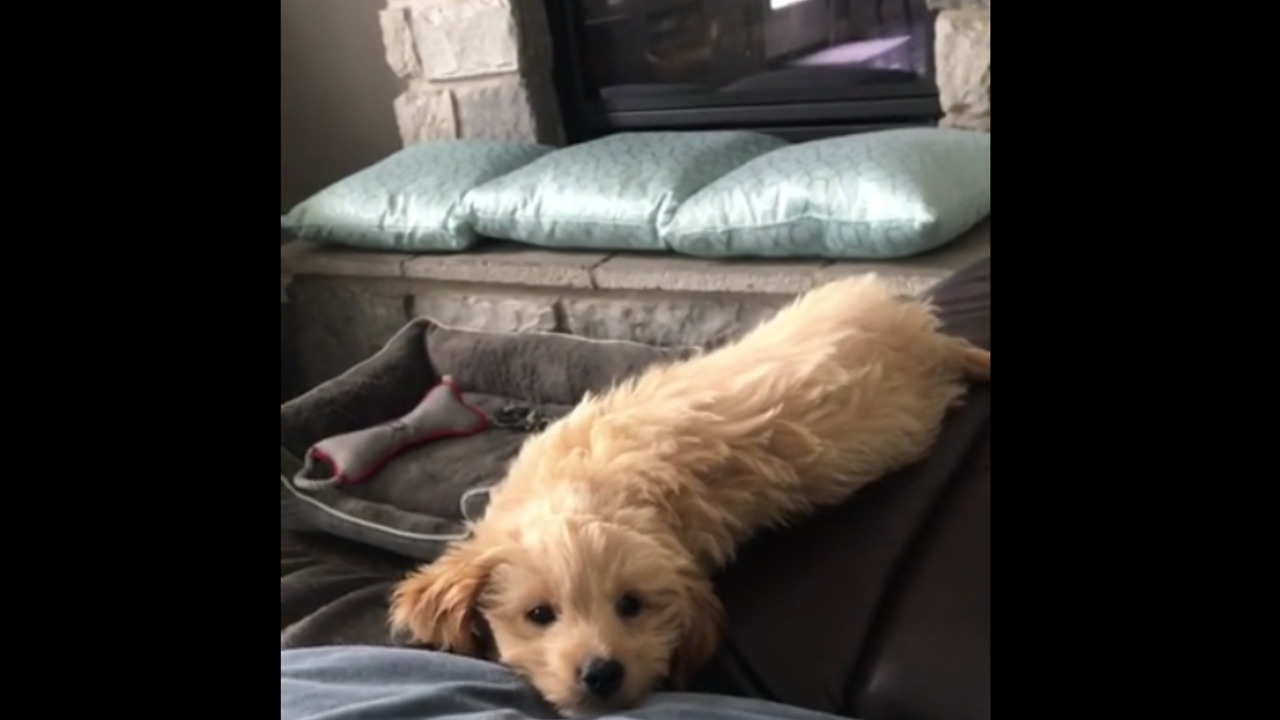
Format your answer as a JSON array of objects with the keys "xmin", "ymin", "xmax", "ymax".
[{"xmin": 281, "ymin": 645, "xmax": 852, "ymax": 720}]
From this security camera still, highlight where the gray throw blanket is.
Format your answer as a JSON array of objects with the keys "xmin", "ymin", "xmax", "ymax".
[{"xmin": 282, "ymin": 646, "xmax": 853, "ymax": 720}]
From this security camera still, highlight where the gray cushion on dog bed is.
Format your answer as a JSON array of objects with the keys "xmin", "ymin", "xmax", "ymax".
[{"xmin": 280, "ymin": 322, "xmax": 697, "ymax": 562}]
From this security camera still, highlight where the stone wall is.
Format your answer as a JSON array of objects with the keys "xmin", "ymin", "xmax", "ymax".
[
  {"xmin": 928, "ymin": 0, "xmax": 991, "ymax": 131},
  {"xmin": 378, "ymin": 0, "xmax": 564, "ymax": 145}
]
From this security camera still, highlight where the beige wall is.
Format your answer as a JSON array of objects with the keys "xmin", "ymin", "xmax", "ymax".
[{"xmin": 281, "ymin": 0, "xmax": 402, "ymax": 212}]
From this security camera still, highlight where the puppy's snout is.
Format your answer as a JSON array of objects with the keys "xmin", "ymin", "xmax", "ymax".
[{"xmin": 579, "ymin": 658, "xmax": 625, "ymax": 700}]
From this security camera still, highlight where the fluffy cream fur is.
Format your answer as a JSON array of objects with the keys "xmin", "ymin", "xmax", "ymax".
[{"xmin": 389, "ymin": 275, "xmax": 990, "ymax": 714}]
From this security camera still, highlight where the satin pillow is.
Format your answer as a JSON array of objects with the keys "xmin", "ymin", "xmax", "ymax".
[
  {"xmin": 662, "ymin": 128, "xmax": 991, "ymax": 259},
  {"xmin": 462, "ymin": 131, "xmax": 789, "ymax": 252},
  {"xmin": 280, "ymin": 140, "xmax": 552, "ymax": 252}
]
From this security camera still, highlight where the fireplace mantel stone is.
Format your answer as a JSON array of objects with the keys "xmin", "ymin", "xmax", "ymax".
[{"xmin": 280, "ymin": 222, "xmax": 990, "ymax": 393}]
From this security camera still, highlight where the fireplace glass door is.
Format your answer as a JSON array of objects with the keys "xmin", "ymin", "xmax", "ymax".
[{"xmin": 574, "ymin": 0, "xmax": 935, "ymax": 107}]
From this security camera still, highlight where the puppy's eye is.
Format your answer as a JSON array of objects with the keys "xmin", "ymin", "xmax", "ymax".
[
  {"xmin": 616, "ymin": 593, "xmax": 643, "ymax": 619},
  {"xmin": 525, "ymin": 605, "xmax": 556, "ymax": 626}
]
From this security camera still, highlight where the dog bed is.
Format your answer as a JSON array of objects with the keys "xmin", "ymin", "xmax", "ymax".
[
  {"xmin": 281, "ymin": 322, "xmax": 697, "ymax": 562},
  {"xmin": 279, "ymin": 257, "xmax": 991, "ymax": 720}
]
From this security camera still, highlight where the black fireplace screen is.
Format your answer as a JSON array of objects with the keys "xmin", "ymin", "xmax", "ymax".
[
  {"xmin": 549, "ymin": 0, "xmax": 940, "ymax": 139},
  {"xmin": 582, "ymin": 0, "xmax": 929, "ymax": 95}
]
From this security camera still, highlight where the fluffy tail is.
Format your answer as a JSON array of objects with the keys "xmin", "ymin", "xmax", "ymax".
[
  {"xmin": 766, "ymin": 275, "xmax": 991, "ymax": 383},
  {"xmin": 952, "ymin": 340, "xmax": 991, "ymax": 382}
]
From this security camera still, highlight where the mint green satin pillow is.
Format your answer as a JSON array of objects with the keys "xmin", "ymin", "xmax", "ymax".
[
  {"xmin": 463, "ymin": 131, "xmax": 789, "ymax": 251},
  {"xmin": 662, "ymin": 128, "xmax": 991, "ymax": 259},
  {"xmin": 280, "ymin": 140, "xmax": 553, "ymax": 252}
]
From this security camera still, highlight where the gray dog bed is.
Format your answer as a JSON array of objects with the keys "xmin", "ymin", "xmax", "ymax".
[{"xmin": 280, "ymin": 321, "xmax": 699, "ymax": 563}]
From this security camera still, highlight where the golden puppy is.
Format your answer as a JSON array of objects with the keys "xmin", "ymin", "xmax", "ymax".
[{"xmin": 390, "ymin": 275, "xmax": 990, "ymax": 714}]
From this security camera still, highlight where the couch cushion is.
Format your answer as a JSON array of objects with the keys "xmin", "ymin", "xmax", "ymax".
[{"xmin": 845, "ymin": 428, "xmax": 990, "ymax": 720}]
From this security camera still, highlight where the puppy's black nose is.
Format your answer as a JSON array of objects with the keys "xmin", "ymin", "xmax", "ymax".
[{"xmin": 580, "ymin": 658, "xmax": 625, "ymax": 700}]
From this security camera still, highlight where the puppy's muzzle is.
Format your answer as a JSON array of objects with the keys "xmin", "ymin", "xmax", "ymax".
[{"xmin": 579, "ymin": 658, "xmax": 625, "ymax": 700}]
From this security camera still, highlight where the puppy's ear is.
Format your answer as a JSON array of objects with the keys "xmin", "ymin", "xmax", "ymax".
[
  {"xmin": 389, "ymin": 541, "xmax": 501, "ymax": 656},
  {"xmin": 668, "ymin": 573, "xmax": 726, "ymax": 689}
]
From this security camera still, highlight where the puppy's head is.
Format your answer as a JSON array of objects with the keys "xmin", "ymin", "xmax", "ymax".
[{"xmin": 389, "ymin": 520, "xmax": 723, "ymax": 714}]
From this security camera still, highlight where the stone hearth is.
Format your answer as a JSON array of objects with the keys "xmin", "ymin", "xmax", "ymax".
[
  {"xmin": 379, "ymin": 0, "xmax": 991, "ymax": 142},
  {"xmin": 281, "ymin": 222, "xmax": 990, "ymax": 395}
]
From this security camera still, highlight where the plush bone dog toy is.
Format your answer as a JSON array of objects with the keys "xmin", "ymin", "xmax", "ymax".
[{"xmin": 292, "ymin": 376, "xmax": 489, "ymax": 490}]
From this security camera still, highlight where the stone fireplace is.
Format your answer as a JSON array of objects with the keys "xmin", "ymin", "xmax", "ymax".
[
  {"xmin": 281, "ymin": 0, "xmax": 990, "ymax": 396},
  {"xmin": 378, "ymin": 0, "xmax": 989, "ymax": 146}
]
